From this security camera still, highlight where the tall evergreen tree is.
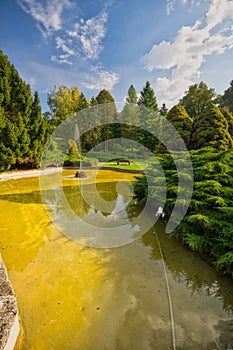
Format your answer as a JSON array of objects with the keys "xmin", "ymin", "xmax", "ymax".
[
  {"xmin": 77, "ymin": 92, "xmax": 90, "ymax": 111},
  {"xmin": 136, "ymin": 82, "xmax": 160, "ymax": 150},
  {"xmin": 96, "ymin": 89, "xmax": 116, "ymax": 151},
  {"xmin": 126, "ymin": 85, "xmax": 138, "ymax": 104},
  {"xmin": 166, "ymin": 104, "xmax": 193, "ymax": 148},
  {"xmin": 191, "ymin": 105, "xmax": 233, "ymax": 150},
  {"xmin": 96, "ymin": 89, "xmax": 114, "ymax": 104},
  {"xmin": 29, "ymin": 91, "xmax": 48, "ymax": 167},
  {"xmin": 0, "ymin": 50, "xmax": 47, "ymax": 170},
  {"xmin": 138, "ymin": 81, "xmax": 158, "ymax": 112}
]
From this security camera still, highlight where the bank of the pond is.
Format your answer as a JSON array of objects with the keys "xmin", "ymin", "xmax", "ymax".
[
  {"xmin": 0, "ymin": 166, "xmax": 142, "ymax": 183},
  {"xmin": 98, "ymin": 166, "xmax": 143, "ymax": 174},
  {"xmin": 0, "ymin": 255, "xmax": 20, "ymax": 350},
  {"xmin": 0, "ymin": 170, "xmax": 42, "ymax": 182}
]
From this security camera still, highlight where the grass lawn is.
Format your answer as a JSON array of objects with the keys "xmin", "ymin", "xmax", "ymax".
[{"xmin": 101, "ymin": 160, "xmax": 151, "ymax": 171}]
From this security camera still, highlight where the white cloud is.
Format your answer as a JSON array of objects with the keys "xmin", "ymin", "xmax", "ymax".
[
  {"xmin": 166, "ymin": 0, "xmax": 176, "ymax": 15},
  {"xmin": 166, "ymin": 0, "xmax": 202, "ymax": 15},
  {"xmin": 18, "ymin": 0, "xmax": 73, "ymax": 36},
  {"xmin": 19, "ymin": 0, "xmax": 109, "ymax": 63},
  {"xmin": 55, "ymin": 36, "xmax": 75, "ymax": 56},
  {"xmin": 51, "ymin": 54, "xmax": 73, "ymax": 65},
  {"xmin": 66, "ymin": 11, "xmax": 108, "ymax": 60},
  {"xmin": 83, "ymin": 66, "xmax": 120, "ymax": 91},
  {"xmin": 142, "ymin": 0, "xmax": 233, "ymax": 107}
]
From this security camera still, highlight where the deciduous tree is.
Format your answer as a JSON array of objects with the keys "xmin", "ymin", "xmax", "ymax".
[{"xmin": 180, "ymin": 81, "xmax": 215, "ymax": 119}]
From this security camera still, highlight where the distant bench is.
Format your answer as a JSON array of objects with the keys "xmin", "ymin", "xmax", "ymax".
[{"xmin": 117, "ymin": 159, "xmax": 131, "ymax": 165}]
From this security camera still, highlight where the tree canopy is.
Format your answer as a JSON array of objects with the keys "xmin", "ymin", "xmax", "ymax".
[
  {"xmin": 166, "ymin": 104, "xmax": 193, "ymax": 148},
  {"xmin": 138, "ymin": 81, "xmax": 158, "ymax": 112},
  {"xmin": 191, "ymin": 105, "xmax": 233, "ymax": 150},
  {"xmin": 220, "ymin": 80, "xmax": 233, "ymax": 114},
  {"xmin": 126, "ymin": 85, "xmax": 138, "ymax": 104},
  {"xmin": 0, "ymin": 50, "xmax": 47, "ymax": 170},
  {"xmin": 179, "ymin": 81, "xmax": 215, "ymax": 119}
]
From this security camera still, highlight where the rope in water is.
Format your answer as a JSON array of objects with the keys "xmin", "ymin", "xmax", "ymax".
[{"xmin": 153, "ymin": 227, "xmax": 177, "ymax": 350}]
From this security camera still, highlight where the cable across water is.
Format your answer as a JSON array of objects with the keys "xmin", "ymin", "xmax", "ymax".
[{"xmin": 153, "ymin": 226, "xmax": 176, "ymax": 350}]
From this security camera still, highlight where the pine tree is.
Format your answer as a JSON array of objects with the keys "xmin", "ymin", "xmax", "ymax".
[
  {"xmin": 0, "ymin": 50, "xmax": 47, "ymax": 170},
  {"xmin": 29, "ymin": 91, "xmax": 47, "ymax": 167},
  {"xmin": 77, "ymin": 92, "xmax": 90, "ymax": 111},
  {"xmin": 138, "ymin": 81, "xmax": 158, "ymax": 112},
  {"xmin": 126, "ymin": 85, "xmax": 138, "ymax": 104}
]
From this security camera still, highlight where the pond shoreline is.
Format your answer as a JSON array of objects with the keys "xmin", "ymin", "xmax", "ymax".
[
  {"xmin": 0, "ymin": 166, "xmax": 143, "ymax": 182},
  {"xmin": 0, "ymin": 169, "xmax": 42, "ymax": 182},
  {"xmin": 0, "ymin": 255, "xmax": 20, "ymax": 350}
]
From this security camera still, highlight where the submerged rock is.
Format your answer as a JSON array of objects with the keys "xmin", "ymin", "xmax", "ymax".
[{"xmin": 75, "ymin": 171, "xmax": 87, "ymax": 178}]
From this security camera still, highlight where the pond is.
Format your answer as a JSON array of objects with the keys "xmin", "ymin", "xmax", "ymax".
[{"xmin": 0, "ymin": 169, "xmax": 233, "ymax": 350}]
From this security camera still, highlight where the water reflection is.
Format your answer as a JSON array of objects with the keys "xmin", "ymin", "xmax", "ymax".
[
  {"xmin": 1, "ymin": 172, "xmax": 233, "ymax": 349},
  {"xmin": 39, "ymin": 170, "xmax": 147, "ymax": 247},
  {"xmin": 140, "ymin": 226, "xmax": 233, "ymax": 348}
]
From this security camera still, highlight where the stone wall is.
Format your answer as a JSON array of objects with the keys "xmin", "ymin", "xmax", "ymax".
[{"xmin": 0, "ymin": 256, "xmax": 20, "ymax": 350}]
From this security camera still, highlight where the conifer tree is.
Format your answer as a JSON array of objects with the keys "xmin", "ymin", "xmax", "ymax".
[
  {"xmin": 126, "ymin": 85, "xmax": 138, "ymax": 104},
  {"xmin": 96, "ymin": 89, "xmax": 116, "ymax": 151},
  {"xmin": 0, "ymin": 50, "xmax": 47, "ymax": 170},
  {"xmin": 77, "ymin": 92, "xmax": 90, "ymax": 111},
  {"xmin": 191, "ymin": 105, "xmax": 233, "ymax": 150},
  {"xmin": 221, "ymin": 106, "xmax": 233, "ymax": 138},
  {"xmin": 160, "ymin": 103, "xmax": 168, "ymax": 116},
  {"xmin": 166, "ymin": 104, "xmax": 193, "ymax": 148},
  {"xmin": 220, "ymin": 80, "xmax": 233, "ymax": 114},
  {"xmin": 29, "ymin": 91, "xmax": 48, "ymax": 167},
  {"xmin": 138, "ymin": 81, "xmax": 158, "ymax": 112}
]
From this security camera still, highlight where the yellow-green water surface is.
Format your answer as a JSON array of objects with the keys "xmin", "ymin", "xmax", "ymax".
[{"xmin": 0, "ymin": 170, "xmax": 233, "ymax": 349}]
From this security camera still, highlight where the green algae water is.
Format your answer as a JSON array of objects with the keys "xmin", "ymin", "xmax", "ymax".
[{"xmin": 0, "ymin": 170, "xmax": 233, "ymax": 349}]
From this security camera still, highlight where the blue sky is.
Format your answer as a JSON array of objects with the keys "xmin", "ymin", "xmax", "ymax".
[{"xmin": 1, "ymin": 0, "xmax": 233, "ymax": 112}]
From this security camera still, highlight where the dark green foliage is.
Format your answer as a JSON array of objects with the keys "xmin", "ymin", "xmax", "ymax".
[
  {"xmin": 95, "ymin": 89, "xmax": 116, "ymax": 151},
  {"xmin": 63, "ymin": 139, "xmax": 81, "ymax": 166},
  {"xmin": 126, "ymin": 85, "xmax": 138, "ymax": 104},
  {"xmin": 159, "ymin": 103, "xmax": 168, "ymax": 116},
  {"xmin": 134, "ymin": 147, "xmax": 233, "ymax": 278},
  {"xmin": 179, "ymin": 81, "xmax": 215, "ymax": 119},
  {"xmin": 166, "ymin": 104, "xmax": 193, "ymax": 148},
  {"xmin": 77, "ymin": 92, "xmax": 89, "ymax": 111},
  {"xmin": 191, "ymin": 105, "xmax": 233, "ymax": 150},
  {"xmin": 96, "ymin": 89, "xmax": 114, "ymax": 104},
  {"xmin": 220, "ymin": 80, "xmax": 233, "ymax": 114},
  {"xmin": 0, "ymin": 50, "xmax": 47, "ymax": 170},
  {"xmin": 221, "ymin": 106, "xmax": 233, "ymax": 138},
  {"xmin": 136, "ymin": 82, "xmax": 160, "ymax": 150},
  {"xmin": 138, "ymin": 81, "xmax": 158, "ymax": 112},
  {"xmin": 29, "ymin": 91, "xmax": 48, "ymax": 167}
]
